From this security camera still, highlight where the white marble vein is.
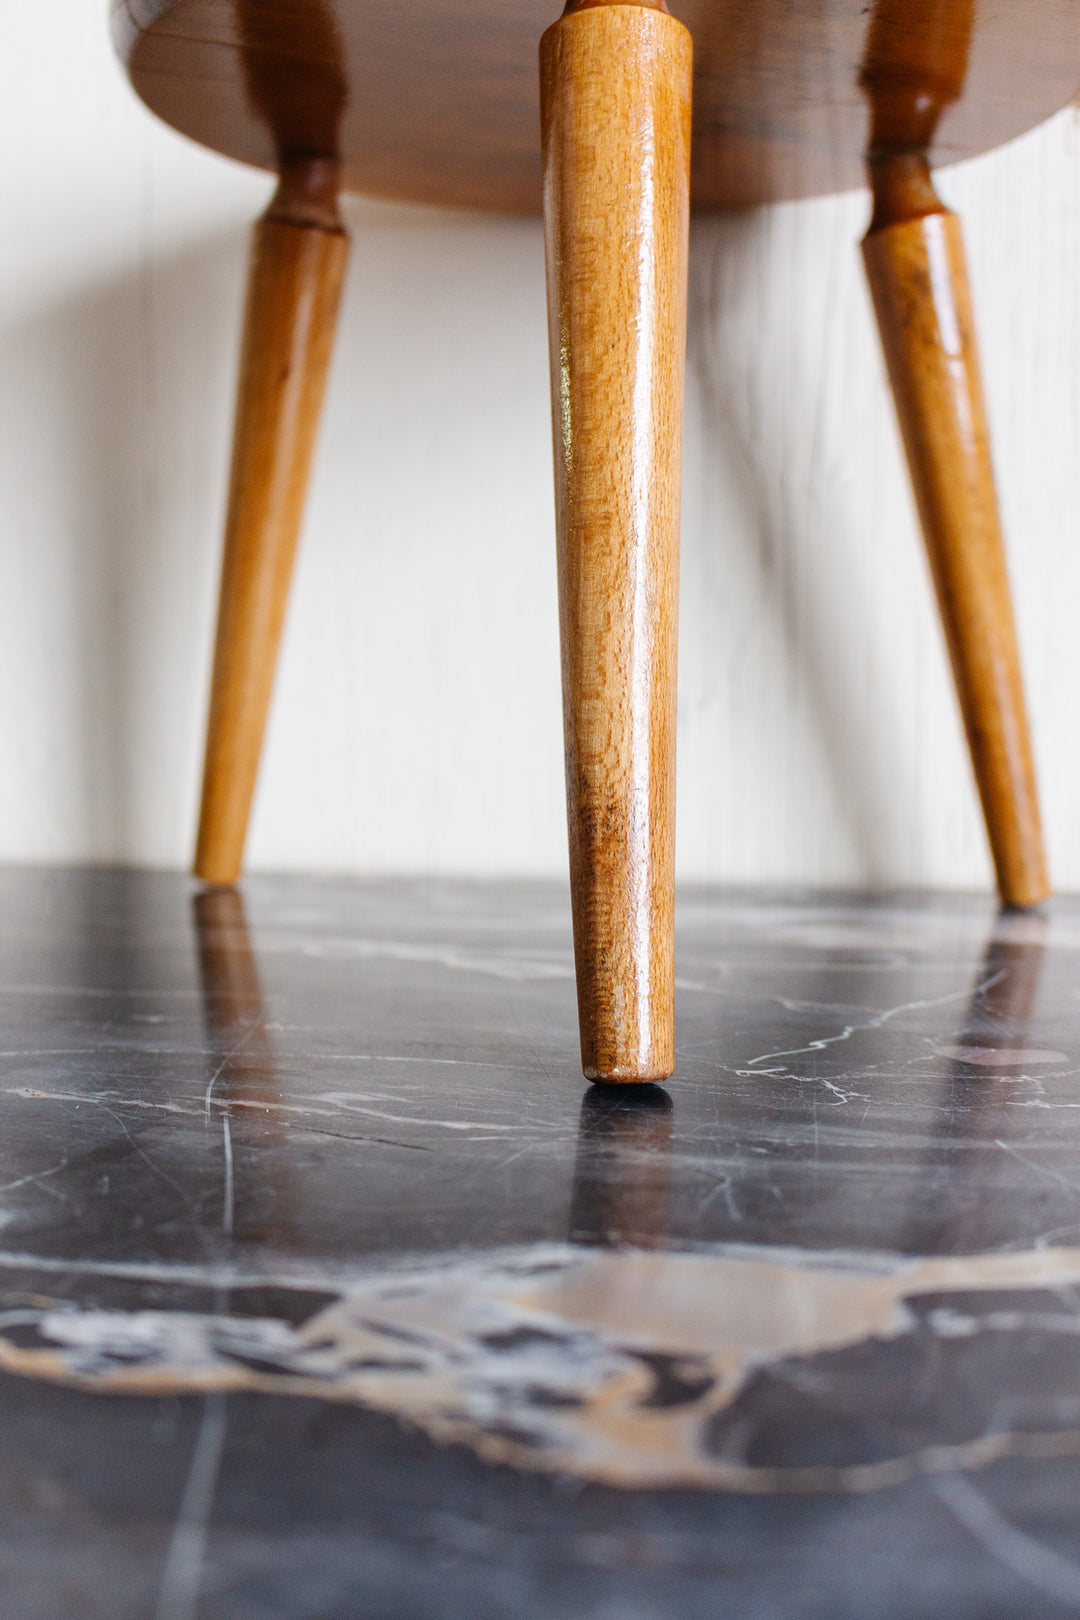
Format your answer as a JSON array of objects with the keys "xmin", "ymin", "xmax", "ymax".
[{"xmin": 4, "ymin": 1242, "xmax": 1080, "ymax": 1494}]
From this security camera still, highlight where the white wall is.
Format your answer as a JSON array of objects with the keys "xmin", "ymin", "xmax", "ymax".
[{"xmin": 3, "ymin": 2, "xmax": 1080, "ymax": 889}]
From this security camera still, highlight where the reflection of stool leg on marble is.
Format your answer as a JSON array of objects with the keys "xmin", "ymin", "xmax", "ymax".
[
  {"xmin": 860, "ymin": 0, "xmax": 1048, "ymax": 908},
  {"xmin": 946, "ymin": 911, "xmax": 1048, "ymax": 1067},
  {"xmin": 541, "ymin": 0, "xmax": 692, "ymax": 1083},
  {"xmin": 194, "ymin": 885, "xmax": 269, "ymax": 1052},
  {"xmin": 195, "ymin": 159, "xmax": 349, "ymax": 887},
  {"xmin": 569, "ymin": 1085, "xmax": 673, "ymax": 1248},
  {"xmin": 193, "ymin": 886, "xmax": 297, "ymax": 1248},
  {"xmin": 901, "ymin": 909, "xmax": 1048, "ymax": 1256}
]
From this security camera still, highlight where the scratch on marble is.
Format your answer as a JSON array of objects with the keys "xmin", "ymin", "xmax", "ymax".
[
  {"xmin": 4, "ymin": 1085, "xmax": 534, "ymax": 1144},
  {"xmin": 298, "ymin": 937, "xmax": 575, "ymax": 983},
  {"xmin": 693, "ymin": 1172, "xmax": 742, "ymax": 1222},
  {"xmin": 4, "ymin": 1087, "xmax": 200, "ymax": 1209},
  {"xmin": 740, "ymin": 976, "xmax": 1004, "ymax": 1077},
  {"xmin": 298, "ymin": 1126, "xmax": 435, "ymax": 1152},
  {"xmin": 5, "ymin": 1087, "xmax": 197, "ymax": 1117},
  {"xmin": 1007, "ymin": 1099, "xmax": 1080, "ymax": 1110},
  {"xmin": 0, "ymin": 1160, "xmax": 70, "ymax": 1198},
  {"xmin": 994, "ymin": 1140, "xmax": 1080, "ymax": 1196},
  {"xmin": 202, "ymin": 1030, "xmax": 252, "ymax": 1242},
  {"xmin": 934, "ymin": 1472, "xmax": 1080, "ymax": 1607},
  {"xmin": 203, "ymin": 1029, "xmax": 253, "ymax": 1121},
  {"xmin": 319, "ymin": 1054, "xmax": 544, "ymax": 1074},
  {"xmin": 154, "ymin": 1392, "xmax": 227, "ymax": 1620},
  {"xmin": 314, "ymin": 1096, "xmax": 527, "ymax": 1134},
  {"xmin": 220, "ymin": 1116, "xmax": 233, "ymax": 1237},
  {"xmin": 94, "ymin": 1102, "xmax": 199, "ymax": 1215}
]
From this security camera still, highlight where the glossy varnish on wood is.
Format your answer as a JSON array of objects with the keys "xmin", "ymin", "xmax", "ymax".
[
  {"xmin": 541, "ymin": 0, "xmax": 691, "ymax": 1080},
  {"xmin": 112, "ymin": 0, "xmax": 1066, "ymax": 1085},
  {"xmin": 860, "ymin": 0, "xmax": 1048, "ymax": 908},
  {"xmin": 111, "ymin": 0, "xmax": 1080, "ymax": 215},
  {"xmin": 195, "ymin": 159, "xmax": 348, "ymax": 886}
]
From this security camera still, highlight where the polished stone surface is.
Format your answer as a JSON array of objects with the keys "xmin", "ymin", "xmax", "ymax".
[{"xmin": 5, "ymin": 869, "xmax": 1080, "ymax": 1614}]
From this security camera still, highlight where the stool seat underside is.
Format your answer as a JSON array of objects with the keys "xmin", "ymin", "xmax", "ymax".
[{"xmin": 113, "ymin": 0, "xmax": 1080, "ymax": 214}]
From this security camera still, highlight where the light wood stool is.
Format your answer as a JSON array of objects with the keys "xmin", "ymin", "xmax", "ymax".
[{"xmin": 113, "ymin": 0, "xmax": 1077, "ymax": 1081}]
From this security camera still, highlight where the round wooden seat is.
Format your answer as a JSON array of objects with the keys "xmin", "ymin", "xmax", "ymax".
[{"xmin": 113, "ymin": 0, "xmax": 1080, "ymax": 214}]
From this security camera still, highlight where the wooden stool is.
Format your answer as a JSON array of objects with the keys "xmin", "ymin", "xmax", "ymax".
[{"xmin": 113, "ymin": 0, "xmax": 1077, "ymax": 1081}]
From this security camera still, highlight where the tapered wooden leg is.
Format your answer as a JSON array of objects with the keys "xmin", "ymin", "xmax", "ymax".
[
  {"xmin": 195, "ymin": 158, "xmax": 349, "ymax": 886},
  {"xmin": 860, "ymin": 5, "xmax": 1048, "ymax": 908},
  {"xmin": 540, "ymin": 0, "xmax": 692, "ymax": 1081}
]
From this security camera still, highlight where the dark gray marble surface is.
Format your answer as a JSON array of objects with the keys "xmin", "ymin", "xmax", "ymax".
[{"xmin": 3, "ymin": 868, "xmax": 1080, "ymax": 1616}]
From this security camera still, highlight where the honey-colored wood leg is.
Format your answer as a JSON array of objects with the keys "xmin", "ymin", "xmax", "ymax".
[
  {"xmin": 860, "ymin": 6, "xmax": 1048, "ymax": 908},
  {"xmin": 540, "ymin": 0, "xmax": 692, "ymax": 1080},
  {"xmin": 195, "ymin": 158, "xmax": 349, "ymax": 886}
]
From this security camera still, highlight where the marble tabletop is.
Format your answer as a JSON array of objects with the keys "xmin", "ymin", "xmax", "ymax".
[{"xmin": 3, "ymin": 866, "xmax": 1080, "ymax": 1617}]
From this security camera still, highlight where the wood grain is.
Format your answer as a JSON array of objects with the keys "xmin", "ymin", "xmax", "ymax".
[
  {"xmin": 195, "ymin": 159, "xmax": 348, "ymax": 887},
  {"xmin": 111, "ymin": 0, "xmax": 1080, "ymax": 215},
  {"xmin": 862, "ymin": 9, "xmax": 1049, "ymax": 909},
  {"xmin": 541, "ymin": 0, "xmax": 691, "ymax": 1081}
]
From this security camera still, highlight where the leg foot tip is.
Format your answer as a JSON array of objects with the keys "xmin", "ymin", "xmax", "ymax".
[
  {"xmin": 584, "ymin": 1065, "xmax": 674, "ymax": 1085},
  {"xmin": 193, "ymin": 859, "xmax": 243, "ymax": 890},
  {"xmin": 999, "ymin": 881, "xmax": 1052, "ymax": 912}
]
